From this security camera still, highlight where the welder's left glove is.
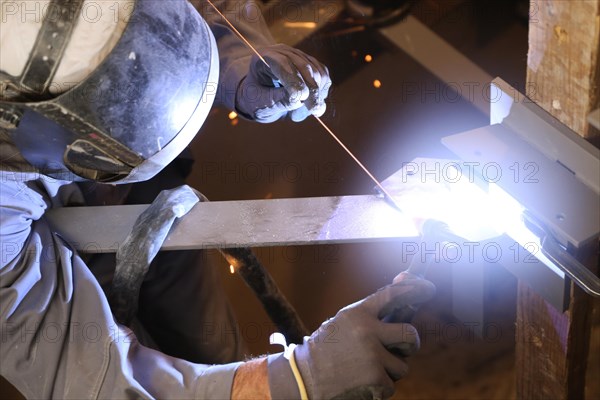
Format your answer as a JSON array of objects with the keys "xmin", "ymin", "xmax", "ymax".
[
  {"xmin": 268, "ymin": 279, "xmax": 436, "ymax": 400},
  {"xmin": 235, "ymin": 44, "xmax": 332, "ymax": 123}
]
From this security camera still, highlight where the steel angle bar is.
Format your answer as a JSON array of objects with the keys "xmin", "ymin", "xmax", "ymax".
[
  {"xmin": 47, "ymin": 194, "xmax": 419, "ymax": 253},
  {"xmin": 379, "ymin": 16, "xmax": 493, "ymax": 115}
]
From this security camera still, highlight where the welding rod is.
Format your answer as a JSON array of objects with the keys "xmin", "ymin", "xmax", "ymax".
[
  {"xmin": 204, "ymin": 0, "xmax": 402, "ymax": 211},
  {"xmin": 204, "ymin": 0, "xmax": 405, "ymax": 342}
]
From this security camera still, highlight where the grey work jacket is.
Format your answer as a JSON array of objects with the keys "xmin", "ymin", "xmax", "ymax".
[{"xmin": 0, "ymin": 1, "xmax": 275, "ymax": 398}]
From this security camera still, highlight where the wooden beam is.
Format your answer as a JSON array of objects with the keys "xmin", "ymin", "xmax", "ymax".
[
  {"xmin": 526, "ymin": 0, "xmax": 600, "ymax": 138},
  {"xmin": 518, "ymin": 1, "xmax": 600, "ymax": 398}
]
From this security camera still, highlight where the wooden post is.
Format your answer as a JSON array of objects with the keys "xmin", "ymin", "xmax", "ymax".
[
  {"xmin": 526, "ymin": 0, "xmax": 600, "ymax": 138},
  {"xmin": 518, "ymin": 1, "xmax": 600, "ymax": 398}
]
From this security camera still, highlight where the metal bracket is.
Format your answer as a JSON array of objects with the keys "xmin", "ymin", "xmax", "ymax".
[{"xmin": 442, "ymin": 78, "xmax": 600, "ymax": 305}]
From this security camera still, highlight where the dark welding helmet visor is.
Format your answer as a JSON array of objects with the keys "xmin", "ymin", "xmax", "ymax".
[{"xmin": 0, "ymin": 0, "xmax": 218, "ymax": 183}]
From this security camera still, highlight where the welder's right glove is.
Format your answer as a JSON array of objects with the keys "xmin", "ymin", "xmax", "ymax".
[{"xmin": 268, "ymin": 279, "xmax": 436, "ymax": 399}]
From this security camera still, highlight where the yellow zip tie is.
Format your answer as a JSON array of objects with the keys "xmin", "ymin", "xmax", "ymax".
[
  {"xmin": 288, "ymin": 345, "xmax": 309, "ymax": 400},
  {"xmin": 270, "ymin": 333, "xmax": 309, "ymax": 400}
]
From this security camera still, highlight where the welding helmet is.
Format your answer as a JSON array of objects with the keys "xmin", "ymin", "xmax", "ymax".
[{"xmin": 0, "ymin": 0, "xmax": 218, "ymax": 183}]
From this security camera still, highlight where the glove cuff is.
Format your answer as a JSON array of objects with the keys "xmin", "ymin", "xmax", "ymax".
[
  {"xmin": 217, "ymin": 55, "xmax": 253, "ymax": 112},
  {"xmin": 267, "ymin": 353, "xmax": 302, "ymax": 400},
  {"xmin": 233, "ymin": 75, "xmax": 256, "ymax": 121}
]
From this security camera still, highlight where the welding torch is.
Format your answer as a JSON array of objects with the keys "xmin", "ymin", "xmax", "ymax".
[{"xmin": 380, "ymin": 219, "xmax": 465, "ymax": 323}]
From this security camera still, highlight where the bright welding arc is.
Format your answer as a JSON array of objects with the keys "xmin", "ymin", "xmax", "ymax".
[{"xmin": 205, "ymin": 0, "xmax": 401, "ymax": 211}]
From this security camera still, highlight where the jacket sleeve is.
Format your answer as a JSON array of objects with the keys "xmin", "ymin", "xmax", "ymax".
[
  {"xmin": 0, "ymin": 175, "xmax": 241, "ymax": 399},
  {"xmin": 190, "ymin": 0, "xmax": 277, "ymax": 110}
]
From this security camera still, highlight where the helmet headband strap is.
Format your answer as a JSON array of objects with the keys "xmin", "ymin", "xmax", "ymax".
[{"xmin": 19, "ymin": 0, "xmax": 84, "ymax": 96}]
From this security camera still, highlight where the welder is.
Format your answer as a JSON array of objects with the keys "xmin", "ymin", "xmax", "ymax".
[{"xmin": 0, "ymin": 0, "xmax": 435, "ymax": 398}]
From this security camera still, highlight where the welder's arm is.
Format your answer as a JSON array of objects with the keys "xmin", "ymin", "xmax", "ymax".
[
  {"xmin": 192, "ymin": 0, "xmax": 331, "ymax": 122},
  {"xmin": 0, "ymin": 177, "xmax": 241, "ymax": 399},
  {"xmin": 234, "ymin": 279, "xmax": 436, "ymax": 399}
]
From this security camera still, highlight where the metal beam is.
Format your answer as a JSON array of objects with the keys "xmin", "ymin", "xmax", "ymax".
[
  {"xmin": 47, "ymin": 194, "xmax": 419, "ymax": 253},
  {"xmin": 380, "ymin": 16, "xmax": 493, "ymax": 116}
]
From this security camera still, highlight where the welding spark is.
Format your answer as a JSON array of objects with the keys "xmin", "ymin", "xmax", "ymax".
[{"xmin": 284, "ymin": 22, "xmax": 317, "ymax": 29}]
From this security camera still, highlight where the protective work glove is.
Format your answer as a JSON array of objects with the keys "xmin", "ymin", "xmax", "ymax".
[
  {"xmin": 268, "ymin": 278, "xmax": 436, "ymax": 400},
  {"xmin": 235, "ymin": 44, "xmax": 332, "ymax": 123}
]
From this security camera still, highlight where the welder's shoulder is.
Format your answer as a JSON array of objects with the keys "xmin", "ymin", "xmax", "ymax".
[
  {"xmin": 0, "ymin": 173, "xmax": 53, "ymax": 268},
  {"xmin": 0, "ymin": 173, "xmax": 47, "ymax": 227}
]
